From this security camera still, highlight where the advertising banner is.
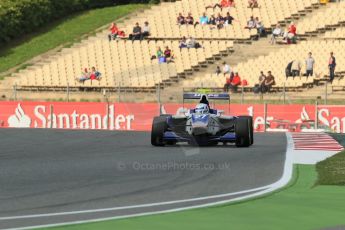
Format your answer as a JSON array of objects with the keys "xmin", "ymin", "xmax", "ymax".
[{"xmin": 1, "ymin": 102, "xmax": 345, "ymax": 133}]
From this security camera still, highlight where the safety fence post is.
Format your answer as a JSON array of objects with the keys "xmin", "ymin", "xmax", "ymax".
[
  {"xmin": 315, "ymin": 100, "xmax": 319, "ymax": 130},
  {"xmin": 66, "ymin": 83, "xmax": 70, "ymax": 102},
  {"xmin": 324, "ymin": 81, "xmax": 328, "ymax": 105},
  {"xmin": 283, "ymin": 83, "xmax": 286, "ymax": 105},
  {"xmin": 241, "ymin": 85, "xmax": 244, "ymax": 104},
  {"xmin": 264, "ymin": 102, "xmax": 267, "ymax": 132},
  {"xmin": 50, "ymin": 104, "xmax": 54, "ymax": 129}
]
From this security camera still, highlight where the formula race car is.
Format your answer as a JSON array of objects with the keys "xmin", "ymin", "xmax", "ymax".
[{"xmin": 151, "ymin": 93, "xmax": 253, "ymax": 147}]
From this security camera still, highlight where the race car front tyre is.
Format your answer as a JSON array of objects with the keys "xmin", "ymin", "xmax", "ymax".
[
  {"xmin": 235, "ymin": 116, "xmax": 253, "ymax": 147},
  {"xmin": 151, "ymin": 116, "xmax": 168, "ymax": 146}
]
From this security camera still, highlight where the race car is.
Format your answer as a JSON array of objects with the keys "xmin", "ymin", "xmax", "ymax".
[{"xmin": 151, "ymin": 93, "xmax": 253, "ymax": 147}]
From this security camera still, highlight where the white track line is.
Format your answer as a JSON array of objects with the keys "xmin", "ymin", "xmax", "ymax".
[{"xmin": 1, "ymin": 133, "xmax": 294, "ymax": 230}]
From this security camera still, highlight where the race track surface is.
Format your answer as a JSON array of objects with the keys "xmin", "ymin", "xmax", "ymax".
[{"xmin": 0, "ymin": 129, "xmax": 287, "ymax": 229}]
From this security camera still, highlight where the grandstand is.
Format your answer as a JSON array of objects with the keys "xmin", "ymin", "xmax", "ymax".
[{"xmin": 2, "ymin": 0, "xmax": 345, "ymax": 101}]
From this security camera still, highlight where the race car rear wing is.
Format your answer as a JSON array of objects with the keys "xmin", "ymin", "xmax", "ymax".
[
  {"xmin": 183, "ymin": 93, "xmax": 230, "ymax": 100},
  {"xmin": 183, "ymin": 92, "xmax": 230, "ymax": 114}
]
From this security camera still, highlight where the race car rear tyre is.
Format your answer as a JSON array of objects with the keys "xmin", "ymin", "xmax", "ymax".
[
  {"xmin": 151, "ymin": 116, "xmax": 168, "ymax": 146},
  {"xmin": 238, "ymin": 116, "xmax": 254, "ymax": 145},
  {"xmin": 235, "ymin": 116, "xmax": 253, "ymax": 147}
]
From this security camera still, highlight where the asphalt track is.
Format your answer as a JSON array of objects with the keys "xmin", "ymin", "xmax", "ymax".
[{"xmin": 0, "ymin": 129, "xmax": 287, "ymax": 229}]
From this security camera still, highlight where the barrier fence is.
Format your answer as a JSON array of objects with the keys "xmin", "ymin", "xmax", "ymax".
[{"xmin": 1, "ymin": 101, "xmax": 345, "ymax": 133}]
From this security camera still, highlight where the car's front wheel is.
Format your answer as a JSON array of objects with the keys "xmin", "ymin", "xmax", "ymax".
[{"xmin": 151, "ymin": 116, "xmax": 168, "ymax": 146}]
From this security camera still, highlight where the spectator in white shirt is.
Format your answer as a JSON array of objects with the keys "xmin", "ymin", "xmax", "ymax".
[
  {"xmin": 245, "ymin": 16, "xmax": 256, "ymax": 29},
  {"xmin": 222, "ymin": 62, "xmax": 231, "ymax": 77},
  {"xmin": 271, "ymin": 24, "xmax": 282, "ymax": 44},
  {"xmin": 141, "ymin": 21, "xmax": 150, "ymax": 40}
]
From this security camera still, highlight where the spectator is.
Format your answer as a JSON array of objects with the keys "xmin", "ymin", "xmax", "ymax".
[
  {"xmin": 164, "ymin": 46, "xmax": 175, "ymax": 63},
  {"xmin": 151, "ymin": 47, "xmax": 164, "ymax": 60},
  {"xmin": 262, "ymin": 71, "xmax": 275, "ymax": 93},
  {"xmin": 186, "ymin": 36, "xmax": 196, "ymax": 48},
  {"xmin": 129, "ymin": 22, "xmax": 141, "ymax": 41},
  {"xmin": 208, "ymin": 14, "xmax": 217, "ymax": 29},
  {"xmin": 76, "ymin": 68, "xmax": 90, "ymax": 83},
  {"xmin": 179, "ymin": 36, "xmax": 188, "ymax": 48},
  {"xmin": 285, "ymin": 61, "xmax": 293, "ymax": 78},
  {"xmin": 185, "ymin": 13, "xmax": 194, "ymax": 25},
  {"xmin": 206, "ymin": 0, "xmax": 232, "ymax": 10},
  {"xmin": 248, "ymin": 0, "xmax": 258, "ymax": 8},
  {"xmin": 141, "ymin": 21, "xmax": 150, "ymax": 40},
  {"xmin": 255, "ymin": 17, "xmax": 265, "ymax": 36},
  {"xmin": 271, "ymin": 24, "xmax": 282, "ymax": 44},
  {"xmin": 253, "ymin": 71, "xmax": 266, "ymax": 93},
  {"xmin": 216, "ymin": 66, "xmax": 221, "ymax": 76},
  {"xmin": 284, "ymin": 22, "xmax": 297, "ymax": 44},
  {"xmin": 90, "ymin": 67, "xmax": 102, "ymax": 81},
  {"xmin": 224, "ymin": 12, "xmax": 235, "ymax": 25},
  {"xmin": 291, "ymin": 60, "xmax": 301, "ymax": 77},
  {"xmin": 229, "ymin": 72, "xmax": 241, "ymax": 92},
  {"xmin": 177, "ymin": 13, "xmax": 185, "ymax": 25},
  {"xmin": 329, "ymin": 52, "xmax": 336, "ymax": 83},
  {"xmin": 245, "ymin": 16, "xmax": 256, "ymax": 29},
  {"xmin": 215, "ymin": 13, "xmax": 225, "ymax": 29},
  {"xmin": 108, "ymin": 22, "xmax": 119, "ymax": 41},
  {"xmin": 304, "ymin": 52, "xmax": 315, "ymax": 77},
  {"xmin": 224, "ymin": 72, "xmax": 235, "ymax": 92},
  {"xmin": 194, "ymin": 12, "xmax": 209, "ymax": 27},
  {"xmin": 222, "ymin": 61, "xmax": 231, "ymax": 77}
]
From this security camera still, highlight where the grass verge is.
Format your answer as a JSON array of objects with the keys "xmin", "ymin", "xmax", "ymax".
[
  {"xmin": 316, "ymin": 151, "xmax": 345, "ymax": 185},
  {"xmin": 43, "ymin": 165, "xmax": 345, "ymax": 230},
  {"xmin": 0, "ymin": 4, "xmax": 148, "ymax": 79}
]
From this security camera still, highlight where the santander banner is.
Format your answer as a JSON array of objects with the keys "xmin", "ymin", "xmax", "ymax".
[{"xmin": 1, "ymin": 102, "xmax": 345, "ymax": 133}]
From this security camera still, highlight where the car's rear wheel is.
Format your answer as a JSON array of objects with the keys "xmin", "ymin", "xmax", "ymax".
[
  {"xmin": 151, "ymin": 116, "xmax": 168, "ymax": 146},
  {"xmin": 235, "ymin": 116, "xmax": 253, "ymax": 147}
]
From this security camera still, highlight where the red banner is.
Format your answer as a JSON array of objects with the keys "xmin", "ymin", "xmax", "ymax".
[{"xmin": 0, "ymin": 102, "xmax": 345, "ymax": 133}]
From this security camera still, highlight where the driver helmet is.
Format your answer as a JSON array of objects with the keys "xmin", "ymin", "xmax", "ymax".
[{"xmin": 195, "ymin": 103, "xmax": 209, "ymax": 114}]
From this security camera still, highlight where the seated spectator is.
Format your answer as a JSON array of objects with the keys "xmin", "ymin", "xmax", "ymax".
[
  {"xmin": 164, "ymin": 46, "xmax": 175, "ymax": 63},
  {"xmin": 285, "ymin": 61, "xmax": 293, "ymax": 78},
  {"xmin": 151, "ymin": 47, "xmax": 163, "ymax": 60},
  {"xmin": 255, "ymin": 17, "xmax": 265, "ymax": 36},
  {"xmin": 229, "ymin": 72, "xmax": 241, "ymax": 92},
  {"xmin": 248, "ymin": 0, "xmax": 258, "ymax": 8},
  {"xmin": 291, "ymin": 60, "xmax": 301, "ymax": 77},
  {"xmin": 253, "ymin": 71, "xmax": 266, "ymax": 93},
  {"xmin": 216, "ymin": 66, "xmax": 221, "ymax": 76},
  {"xmin": 283, "ymin": 22, "xmax": 297, "ymax": 44},
  {"xmin": 229, "ymin": 0, "xmax": 236, "ymax": 7},
  {"xmin": 129, "ymin": 22, "xmax": 142, "ymax": 41},
  {"xmin": 262, "ymin": 71, "xmax": 275, "ymax": 93},
  {"xmin": 76, "ymin": 68, "xmax": 90, "ymax": 83},
  {"xmin": 186, "ymin": 36, "xmax": 202, "ymax": 49},
  {"xmin": 141, "ymin": 21, "xmax": 150, "ymax": 39},
  {"xmin": 215, "ymin": 13, "xmax": 225, "ymax": 29},
  {"xmin": 90, "ymin": 67, "xmax": 102, "ymax": 81},
  {"xmin": 108, "ymin": 22, "xmax": 119, "ymax": 41},
  {"xmin": 245, "ymin": 16, "xmax": 256, "ymax": 29},
  {"xmin": 185, "ymin": 13, "xmax": 194, "ymax": 25},
  {"xmin": 222, "ymin": 61, "xmax": 231, "ymax": 77},
  {"xmin": 271, "ymin": 24, "xmax": 282, "ymax": 44},
  {"xmin": 194, "ymin": 12, "xmax": 209, "ymax": 27},
  {"xmin": 179, "ymin": 36, "xmax": 188, "ymax": 48},
  {"xmin": 208, "ymin": 14, "xmax": 217, "ymax": 29},
  {"xmin": 224, "ymin": 12, "xmax": 235, "ymax": 25},
  {"xmin": 177, "ymin": 13, "xmax": 185, "ymax": 25},
  {"xmin": 224, "ymin": 72, "xmax": 235, "ymax": 92}
]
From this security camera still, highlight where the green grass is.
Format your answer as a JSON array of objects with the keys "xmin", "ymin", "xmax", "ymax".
[
  {"xmin": 43, "ymin": 165, "xmax": 345, "ymax": 230},
  {"xmin": 317, "ymin": 151, "xmax": 345, "ymax": 186},
  {"xmin": 0, "ymin": 4, "xmax": 148, "ymax": 79}
]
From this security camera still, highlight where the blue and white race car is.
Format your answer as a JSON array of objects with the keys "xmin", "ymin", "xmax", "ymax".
[{"xmin": 151, "ymin": 93, "xmax": 254, "ymax": 147}]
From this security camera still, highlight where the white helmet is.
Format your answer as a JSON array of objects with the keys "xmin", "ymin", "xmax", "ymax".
[{"xmin": 195, "ymin": 103, "xmax": 209, "ymax": 114}]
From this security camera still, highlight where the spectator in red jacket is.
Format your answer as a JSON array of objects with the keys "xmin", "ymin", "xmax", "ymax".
[
  {"xmin": 108, "ymin": 22, "xmax": 119, "ymax": 41},
  {"xmin": 230, "ymin": 72, "xmax": 241, "ymax": 92}
]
